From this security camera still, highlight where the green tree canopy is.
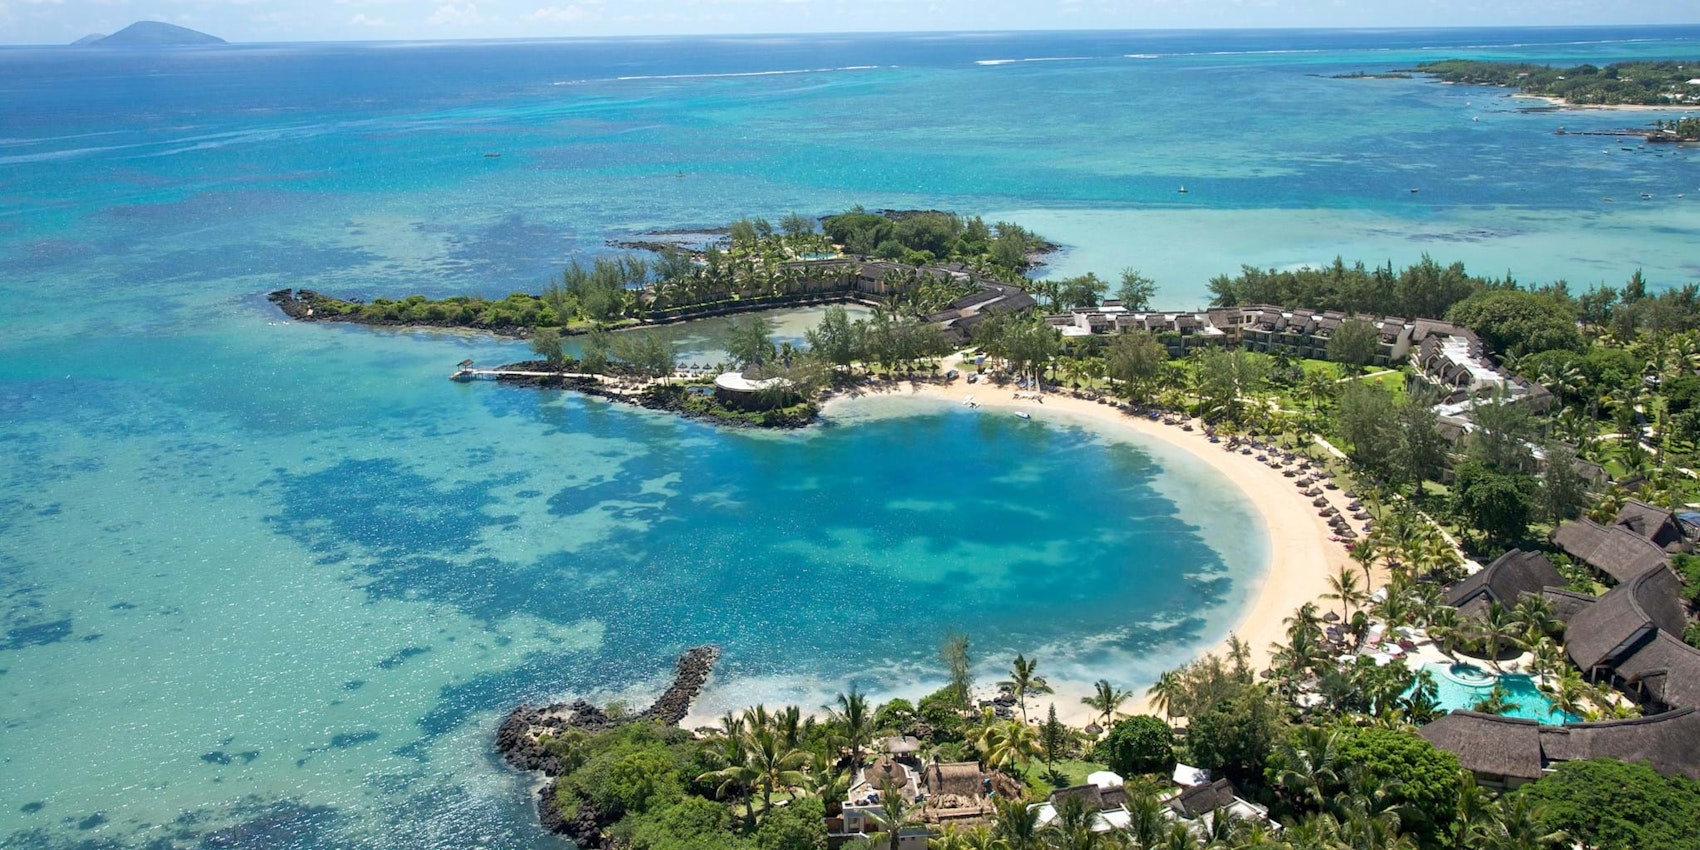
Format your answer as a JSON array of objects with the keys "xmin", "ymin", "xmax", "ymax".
[
  {"xmin": 1333, "ymin": 726, "xmax": 1463, "ymax": 846},
  {"xmin": 530, "ymin": 326, "xmax": 566, "ymax": 365},
  {"xmin": 1115, "ymin": 269, "xmax": 1158, "ymax": 310},
  {"xmin": 1517, "ymin": 758, "xmax": 1700, "ymax": 850},
  {"xmin": 1326, "ymin": 317, "xmax": 1381, "ymax": 370},
  {"xmin": 1095, "ymin": 715, "xmax": 1175, "ymax": 777},
  {"xmin": 1105, "ymin": 331, "xmax": 1169, "ymax": 401},
  {"xmin": 1446, "ymin": 289, "xmax": 1584, "ymax": 357},
  {"xmin": 754, "ymin": 796, "xmax": 827, "ymax": 850},
  {"xmin": 1452, "ymin": 460, "xmax": 1536, "ymax": 548},
  {"xmin": 725, "ymin": 316, "xmax": 778, "ymax": 370}
]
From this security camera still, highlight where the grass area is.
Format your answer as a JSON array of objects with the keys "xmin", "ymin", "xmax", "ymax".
[
  {"xmin": 1298, "ymin": 359, "xmax": 1343, "ymax": 379},
  {"xmin": 1355, "ymin": 368, "xmax": 1408, "ymax": 402},
  {"xmin": 1016, "ymin": 758, "xmax": 1112, "ymax": 792}
]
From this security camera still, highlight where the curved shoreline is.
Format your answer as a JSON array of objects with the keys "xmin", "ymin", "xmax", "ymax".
[{"xmin": 818, "ymin": 371, "xmax": 1370, "ymax": 723}]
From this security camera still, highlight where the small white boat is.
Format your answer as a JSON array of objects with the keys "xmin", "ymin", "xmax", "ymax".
[
  {"xmin": 1015, "ymin": 412, "xmax": 1032, "ymax": 420},
  {"xmin": 1177, "ymin": 185, "xmax": 1188, "ymax": 194}
]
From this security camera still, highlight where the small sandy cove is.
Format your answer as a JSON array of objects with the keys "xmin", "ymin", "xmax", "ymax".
[{"xmin": 821, "ymin": 360, "xmax": 1372, "ymax": 726}]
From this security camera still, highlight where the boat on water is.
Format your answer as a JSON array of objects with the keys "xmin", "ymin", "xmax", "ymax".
[
  {"xmin": 1177, "ymin": 185, "xmax": 1188, "ymax": 194},
  {"xmin": 1015, "ymin": 412, "xmax": 1032, "ymax": 420}
]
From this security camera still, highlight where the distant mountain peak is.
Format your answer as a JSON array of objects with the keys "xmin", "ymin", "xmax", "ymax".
[{"xmin": 77, "ymin": 21, "xmax": 225, "ymax": 46}]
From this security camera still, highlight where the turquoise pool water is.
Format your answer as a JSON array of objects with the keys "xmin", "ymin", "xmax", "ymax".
[{"xmin": 1419, "ymin": 662, "xmax": 1579, "ymax": 725}]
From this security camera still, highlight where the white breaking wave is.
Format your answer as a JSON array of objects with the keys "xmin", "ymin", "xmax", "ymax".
[{"xmin": 975, "ymin": 56, "xmax": 1097, "ymax": 66}]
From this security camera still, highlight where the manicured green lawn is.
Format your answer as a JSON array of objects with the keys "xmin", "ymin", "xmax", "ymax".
[
  {"xmin": 1299, "ymin": 359, "xmax": 1343, "ymax": 379},
  {"xmin": 1016, "ymin": 758, "xmax": 1112, "ymax": 792}
]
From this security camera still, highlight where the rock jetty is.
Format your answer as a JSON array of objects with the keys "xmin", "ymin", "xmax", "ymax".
[{"xmin": 495, "ymin": 646, "xmax": 720, "ymax": 842}]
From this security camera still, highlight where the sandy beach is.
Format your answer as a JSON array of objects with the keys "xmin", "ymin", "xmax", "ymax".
[{"xmin": 1511, "ymin": 92, "xmax": 1700, "ymax": 113}]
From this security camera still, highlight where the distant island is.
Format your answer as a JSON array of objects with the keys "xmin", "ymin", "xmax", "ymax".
[
  {"xmin": 73, "ymin": 21, "xmax": 225, "ymax": 47},
  {"xmin": 1414, "ymin": 59, "xmax": 1700, "ymax": 110}
]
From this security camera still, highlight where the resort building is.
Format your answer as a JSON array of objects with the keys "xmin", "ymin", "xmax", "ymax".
[
  {"xmin": 836, "ymin": 740, "xmax": 1009, "ymax": 846},
  {"xmin": 1418, "ymin": 708, "xmax": 1700, "ymax": 789},
  {"xmin": 1027, "ymin": 771, "xmax": 1277, "ymax": 838},
  {"xmin": 712, "ymin": 369, "xmax": 795, "ymax": 410},
  {"xmin": 1423, "ymin": 511, "xmax": 1700, "ymax": 786},
  {"xmin": 927, "ymin": 280, "xmax": 1039, "ymax": 340},
  {"xmin": 1043, "ymin": 302, "xmax": 1228, "ymax": 356},
  {"xmin": 1040, "ymin": 303, "xmax": 1550, "ymax": 417},
  {"xmin": 1162, "ymin": 778, "xmax": 1278, "ymax": 837},
  {"xmin": 1444, "ymin": 549, "xmax": 1565, "ymax": 620},
  {"xmin": 1031, "ymin": 777, "xmax": 1135, "ymax": 834}
]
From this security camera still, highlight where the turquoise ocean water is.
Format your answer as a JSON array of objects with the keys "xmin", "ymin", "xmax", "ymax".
[{"xmin": 3, "ymin": 27, "xmax": 1699, "ymax": 848}]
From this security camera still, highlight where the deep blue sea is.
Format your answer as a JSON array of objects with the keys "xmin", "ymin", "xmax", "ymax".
[{"xmin": 3, "ymin": 26, "xmax": 1700, "ymax": 849}]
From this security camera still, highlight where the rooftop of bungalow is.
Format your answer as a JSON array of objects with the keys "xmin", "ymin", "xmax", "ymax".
[
  {"xmin": 1422, "ymin": 507, "xmax": 1700, "ymax": 783},
  {"xmin": 1419, "ymin": 707, "xmax": 1700, "ymax": 787},
  {"xmin": 1028, "ymin": 770, "xmax": 1277, "ymax": 837},
  {"xmin": 838, "ymin": 744, "xmax": 1015, "ymax": 839},
  {"xmin": 1445, "ymin": 548, "xmax": 1565, "ymax": 620}
]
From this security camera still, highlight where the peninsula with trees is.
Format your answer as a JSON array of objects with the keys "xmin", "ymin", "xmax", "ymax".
[{"xmin": 1414, "ymin": 59, "xmax": 1700, "ymax": 121}]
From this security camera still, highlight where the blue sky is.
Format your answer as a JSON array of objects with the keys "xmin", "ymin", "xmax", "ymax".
[{"xmin": 3, "ymin": 0, "xmax": 1698, "ymax": 44}]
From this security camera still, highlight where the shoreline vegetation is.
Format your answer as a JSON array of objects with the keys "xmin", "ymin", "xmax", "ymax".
[
  {"xmin": 1342, "ymin": 58, "xmax": 1700, "ymax": 137},
  {"xmin": 1412, "ymin": 60, "xmax": 1700, "ymax": 117}
]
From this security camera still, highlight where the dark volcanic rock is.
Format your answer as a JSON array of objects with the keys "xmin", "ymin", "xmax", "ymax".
[{"xmin": 496, "ymin": 647, "xmax": 719, "ymax": 843}]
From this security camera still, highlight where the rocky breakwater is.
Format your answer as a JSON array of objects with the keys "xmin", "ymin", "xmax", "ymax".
[{"xmin": 495, "ymin": 646, "xmax": 720, "ymax": 843}]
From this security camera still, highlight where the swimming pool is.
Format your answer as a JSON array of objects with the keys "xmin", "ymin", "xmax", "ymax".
[{"xmin": 1415, "ymin": 662, "xmax": 1579, "ymax": 725}]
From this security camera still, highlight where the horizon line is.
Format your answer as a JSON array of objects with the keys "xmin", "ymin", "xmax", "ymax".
[{"xmin": 11, "ymin": 21, "xmax": 1700, "ymax": 50}]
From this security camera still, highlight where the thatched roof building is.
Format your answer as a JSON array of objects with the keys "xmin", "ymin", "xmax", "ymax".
[
  {"xmin": 1420, "ymin": 708, "xmax": 1700, "ymax": 788},
  {"xmin": 1549, "ymin": 519, "xmax": 1668, "ymax": 583},
  {"xmin": 1446, "ymin": 549, "xmax": 1563, "ymax": 619},
  {"xmin": 1612, "ymin": 499, "xmax": 1689, "ymax": 552}
]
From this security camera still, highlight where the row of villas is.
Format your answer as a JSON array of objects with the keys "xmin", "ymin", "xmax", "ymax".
[
  {"xmin": 1045, "ymin": 301, "xmax": 1551, "ymax": 412},
  {"xmin": 1419, "ymin": 500, "xmax": 1700, "ymax": 789}
]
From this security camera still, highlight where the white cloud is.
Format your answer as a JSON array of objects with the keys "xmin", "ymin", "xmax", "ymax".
[
  {"xmin": 531, "ymin": 2, "xmax": 602, "ymax": 22},
  {"xmin": 427, "ymin": 1, "xmax": 486, "ymax": 26},
  {"xmin": 350, "ymin": 12, "xmax": 387, "ymax": 26}
]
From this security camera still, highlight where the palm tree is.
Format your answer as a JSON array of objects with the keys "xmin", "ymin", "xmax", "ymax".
[
  {"xmin": 1126, "ymin": 789, "xmax": 1168, "ymax": 849},
  {"xmin": 991, "ymin": 796, "xmax": 1043, "ymax": 850},
  {"xmin": 984, "ymin": 719, "xmax": 1041, "ymax": 774},
  {"xmin": 745, "ymin": 725, "xmax": 809, "ymax": 818},
  {"xmin": 802, "ymin": 752, "xmax": 850, "ymax": 818},
  {"xmin": 1472, "ymin": 681, "xmax": 1522, "ymax": 716},
  {"xmin": 1000, "ymin": 653, "xmax": 1053, "ymax": 724},
  {"xmin": 1540, "ymin": 668, "xmax": 1590, "ymax": 720},
  {"xmin": 1480, "ymin": 795, "xmax": 1568, "ymax": 849},
  {"xmin": 926, "ymin": 825, "xmax": 968, "ymax": 850},
  {"xmin": 1274, "ymin": 726, "xmax": 1343, "ymax": 814},
  {"xmin": 870, "ymin": 778, "xmax": 920, "ymax": 850},
  {"xmin": 1081, "ymin": 679, "xmax": 1132, "ymax": 730},
  {"xmin": 697, "ymin": 741, "xmax": 760, "ymax": 828},
  {"xmin": 1323, "ymin": 563, "xmax": 1369, "ymax": 624},
  {"xmin": 1045, "ymin": 793, "xmax": 1101, "ymax": 850},
  {"xmin": 829, "ymin": 688, "xmax": 874, "ymax": 769},
  {"xmin": 1511, "ymin": 596, "xmax": 1559, "ymax": 647},
  {"xmin": 1477, "ymin": 601, "xmax": 1526, "ymax": 665},
  {"xmin": 1349, "ymin": 539, "xmax": 1380, "ymax": 590},
  {"xmin": 1146, "ymin": 670, "xmax": 1182, "ymax": 721}
]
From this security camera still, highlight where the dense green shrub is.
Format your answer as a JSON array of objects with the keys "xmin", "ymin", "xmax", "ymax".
[
  {"xmin": 1094, "ymin": 716, "xmax": 1174, "ymax": 777},
  {"xmin": 1517, "ymin": 758, "xmax": 1700, "ymax": 850}
]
